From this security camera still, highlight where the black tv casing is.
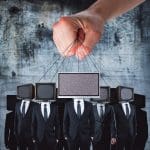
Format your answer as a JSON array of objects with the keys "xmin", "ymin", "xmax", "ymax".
[
  {"xmin": 35, "ymin": 83, "xmax": 56, "ymax": 101},
  {"xmin": 7, "ymin": 95, "xmax": 18, "ymax": 111},
  {"xmin": 91, "ymin": 86, "xmax": 110, "ymax": 103},
  {"xmin": 117, "ymin": 86, "xmax": 134, "ymax": 102},
  {"xmin": 17, "ymin": 84, "xmax": 35, "ymax": 99},
  {"xmin": 133, "ymin": 94, "xmax": 146, "ymax": 108}
]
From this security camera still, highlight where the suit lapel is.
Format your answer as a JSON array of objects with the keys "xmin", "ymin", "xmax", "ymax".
[
  {"xmin": 69, "ymin": 101, "xmax": 80, "ymax": 120},
  {"xmin": 94, "ymin": 105, "xmax": 101, "ymax": 121},
  {"xmin": 128, "ymin": 103, "xmax": 134, "ymax": 119},
  {"xmin": 80, "ymin": 101, "xmax": 87, "ymax": 119},
  {"xmin": 118, "ymin": 103, "xmax": 127, "ymax": 119},
  {"xmin": 18, "ymin": 101, "xmax": 22, "ymax": 117}
]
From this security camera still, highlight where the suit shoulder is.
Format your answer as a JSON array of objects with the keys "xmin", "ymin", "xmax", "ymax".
[
  {"xmin": 65, "ymin": 101, "xmax": 72, "ymax": 105},
  {"xmin": 85, "ymin": 101, "xmax": 92, "ymax": 106},
  {"xmin": 15, "ymin": 100, "xmax": 21, "ymax": 107}
]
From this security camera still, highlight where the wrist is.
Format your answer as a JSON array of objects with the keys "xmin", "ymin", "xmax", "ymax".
[{"xmin": 86, "ymin": 1, "xmax": 109, "ymax": 23}]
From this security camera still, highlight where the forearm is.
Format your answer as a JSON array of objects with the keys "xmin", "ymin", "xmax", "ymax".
[{"xmin": 88, "ymin": 0, "xmax": 145, "ymax": 21}]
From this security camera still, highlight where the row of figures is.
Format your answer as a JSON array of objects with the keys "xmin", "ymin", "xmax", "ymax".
[{"xmin": 5, "ymin": 83, "xmax": 148, "ymax": 150}]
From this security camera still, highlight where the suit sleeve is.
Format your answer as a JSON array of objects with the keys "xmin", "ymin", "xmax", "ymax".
[
  {"xmin": 89, "ymin": 104, "xmax": 95, "ymax": 137},
  {"xmin": 133, "ymin": 106, "xmax": 137, "ymax": 137},
  {"xmin": 63, "ymin": 103, "xmax": 69, "ymax": 138},
  {"xmin": 31, "ymin": 105, "xmax": 37, "ymax": 140},
  {"xmin": 54, "ymin": 104, "xmax": 61, "ymax": 139},
  {"xmin": 14, "ymin": 104, "xmax": 18, "ymax": 139},
  {"xmin": 4, "ymin": 114, "xmax": 9, "ymax": 147},
  {"xmin": 110, "ymin": 106, "xmax": 117, "ymax": 138}
]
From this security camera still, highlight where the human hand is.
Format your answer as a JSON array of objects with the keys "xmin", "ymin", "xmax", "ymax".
[
  {"xmin": 111, "ymin": 138, "xmax": 117, "ymax": 145},
  {"xmin": 52, "ymin": 10, "xmax": 105, "ymax": 60}
]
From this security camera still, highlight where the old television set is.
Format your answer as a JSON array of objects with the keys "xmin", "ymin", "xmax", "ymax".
[
  {"xmin": 110, "ymin": 88, "xmax": 118, "ymax": 103},
  {"xmin": 117, "ymin": 86, "xmax": 134, "ymax": 102},
  {"xmin": 91, "ymin": 86, "xmax": 110, "ymax": 102},
  {"xmin": 17, "ymin": 84, "xmax": 35, "ymax": 99},
  {"xmin": 58, "ymin": 73, "xmax": 100, "ymax": 98},
  {"xmin": 133, "ymin": 94, "xmax": 145, "ymax": 108},
  {"xmin": 7, "ymin": 95, "xmax": 18, "ymax": 111},
  {"xmin": 35, "ymin": 83, "xmax": 56, "ymax": 100}
]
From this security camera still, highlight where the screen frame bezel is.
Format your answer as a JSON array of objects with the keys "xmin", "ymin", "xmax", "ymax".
[
  {"xmin": 17, "ymin": 84, "xmax": 35, "ymax": 99},
  {"xmin": 35, "ymin": 82, "xmax": 56, "ymax": 100},
  {"xmin": 57, "ymin": 72, "xmax": 100, "ymax": 98},
  {"xmin": 117, "ymin": 86, "xmax": 134, "ymax": 101}
]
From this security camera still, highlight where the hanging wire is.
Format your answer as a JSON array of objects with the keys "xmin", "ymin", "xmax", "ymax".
[
  {"xmin": 50, "ymin": 39, "xmax": 78, "ymax": 81},
  {"xmin": 38, "ymin": 55, "xmax": 61, "ymax": 82},
  {"xmin": 50, "ymin": 57, "xmax": 66, "ymax": 82},
  {"xmin": 37, "ymin": 39, "xmax": 76, "ymax": 82}
]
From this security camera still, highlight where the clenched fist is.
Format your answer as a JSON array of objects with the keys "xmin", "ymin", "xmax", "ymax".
[
  {"xmin": 52, "ymin": 10, "xmax": 104, "ymax": 60},
  {"xmin": 52, "ymin": 0, "xmax": 144, "ymax": 60}
]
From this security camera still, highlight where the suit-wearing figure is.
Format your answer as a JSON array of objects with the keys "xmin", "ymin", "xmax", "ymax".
[
  {"xmin": 134, "ymin": 108, "xmax": 148, "ymax": 150},
  {"xmin": 113, "ymin": 102, "xmax": 137, "ymax": 150},
  {"xmin": 5, "ymin": 112, "xmax": 17, "ymax": 150},
  {"xmin": 55, "ymin": 100, "xmax": 70, "ymax": 150},
  {"xmin": 92, "ymin": 103, "xmax": 117, "ymax": 150},
  {"xmin": 63, "ymin": 99, "xmax": 95, "ymax": 150},
  {"xmin": 14, "ymin": 100, "xmax": 35, "ymax": 150},
  {"xmin": 32, "ymin": 101, "xmax": 60, "ymax": 150}
]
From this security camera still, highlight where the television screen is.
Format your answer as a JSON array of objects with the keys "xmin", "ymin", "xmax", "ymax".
[
  {"xmin": 7, "ymin": 95, "xmax": 17, "ymax": 111},
  {"xmin": 117, "ymin": 86, "xmax": 134, "ymax": 101},
  {"xmin": 91, "ymin": 86, "xmax": 110, "ymax": 102},
  {"xmin": 35, "ymin": 83, "xmax": 56, "ymax": 100},
  {"xmin": 58, "ymin": 73, "xmax": 100, "ymax": 98},
  {"xmin": 17, "ymin": 84, "xmax": 35, "ymax": 99}
]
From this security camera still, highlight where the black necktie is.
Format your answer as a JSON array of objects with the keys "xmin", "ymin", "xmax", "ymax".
[
  {"xmin": 100, "ymin": 105, "xmax": 104, "ymax": 118},
  {"xmin": 125, "ymin": 104, "xmax": 130, "ymax": 119},
  {"xmin": 44, "ymin": 104, "xmax": 48, "ymax": 121},
  {"xmin": 77, "ymin": 101, "xmax": 81, "ymax": 118},
  {"xmin": 22, "ymin": 101, "xmax": 26, "ymax": 117}
]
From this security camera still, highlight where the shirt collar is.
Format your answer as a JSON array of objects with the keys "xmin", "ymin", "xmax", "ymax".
[
  {"xmin": 22, "ymin": 100, "xmax": 30, "ymax": 104},
  {"xmin": 74, "ymin": 99, "xmax": 84, "ymax": 103},
  {"xmin": 97, "ymin": 103, "xmax": 105, "ymax": 107},
  {"xmin": 41, "ymin": 102, "xmax": 50, "ymax": 105},
  {"xmin": 121, "ymin": 102, "xmax": 129, "ymax": 105}
]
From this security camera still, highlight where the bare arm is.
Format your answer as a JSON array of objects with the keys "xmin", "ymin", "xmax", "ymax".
[
  {"xmin": 88, "ymin": 0, "xmax": 145, "ymax": 21},
  {"xmin": 53, "ymin": 0, "xmax": 145, "ymax": 59}
]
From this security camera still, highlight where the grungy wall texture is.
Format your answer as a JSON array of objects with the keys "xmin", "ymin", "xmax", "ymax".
[{"xmin": 0, "ymin": 0, "xmax": 150, "ymax": 149}]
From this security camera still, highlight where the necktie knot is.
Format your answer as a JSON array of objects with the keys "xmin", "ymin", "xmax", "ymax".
[{"xmin": 44, "ymin": 104, "xmax": 47, "ymax": 108}]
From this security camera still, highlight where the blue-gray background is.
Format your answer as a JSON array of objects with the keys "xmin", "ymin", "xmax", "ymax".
[{"xmin": 0, "ymin": 0, "xmax": 149, "ymax": 149}]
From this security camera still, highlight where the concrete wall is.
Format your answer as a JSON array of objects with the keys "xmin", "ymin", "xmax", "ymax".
[{"xmin": 0, "ymin": 0, "xmax": 150, "ymax": 149}]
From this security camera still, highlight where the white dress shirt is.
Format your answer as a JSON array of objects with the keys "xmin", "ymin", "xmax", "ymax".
[
  {"xmin": 74, "ymin": 99, "xmax": 84, "ymax": 115},
  {"xmin": 121, "ymin": 102, "xmax": 131, "ymax": 116},
  {"xmin": 41, "ymin": 102, "xmax": 50, "ymax": 118},
  {"xmin": 20, "ymin": 100, "xmax": 30, "ymax": 114},
  {"xmin": 97, "ymin": 103, "xmax": 105, "ymax": 117}
]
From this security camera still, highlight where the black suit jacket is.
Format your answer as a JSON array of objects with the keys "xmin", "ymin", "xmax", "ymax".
[
  {"xmin": 63, "ymin": 101, "xmax": 95, "ymax": 141},
  {"xmin": 113, "ymin": 103, "xmax": 137, "ymax": 140},
  {"xmin": 14, "ymin": 101, "xmax": 34, "ymax": 140},
  {"xmin": 134, "ymin": 108, "xmax": 148, "ymax": 150},
  {"xmin": 5, "ymin": 112, "xmax": 17, "ymax": 149},
  {"xmin": 31, "ymin": 102, "xmax": 60, "ymax": 142},
  {"xmin": 93, "ymin": 104, "xmax": 117, "ymax": 142}
]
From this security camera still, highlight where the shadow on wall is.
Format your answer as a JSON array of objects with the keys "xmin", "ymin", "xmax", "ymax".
[{"xmin": 25, "ymin": 0, "xmax": 96, "ymax": 11}]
